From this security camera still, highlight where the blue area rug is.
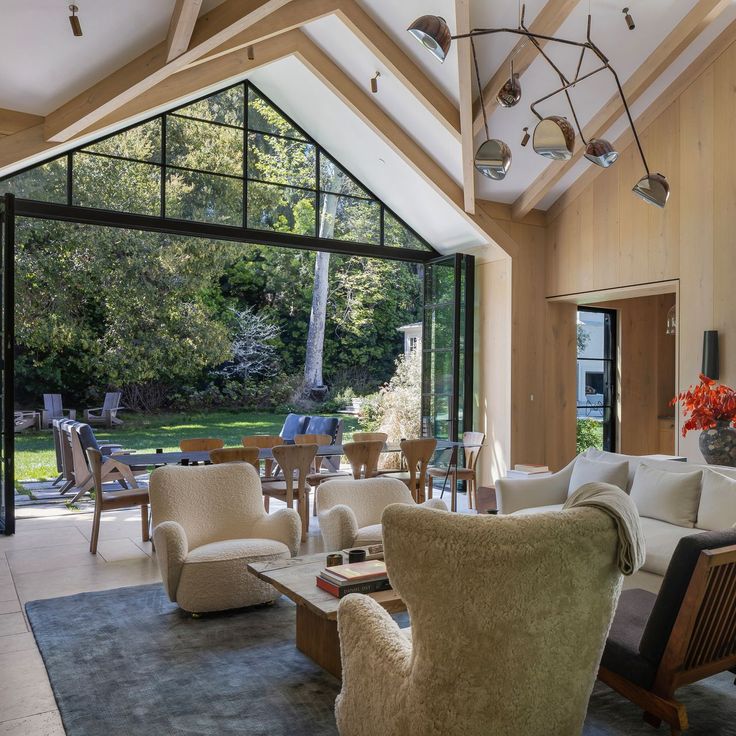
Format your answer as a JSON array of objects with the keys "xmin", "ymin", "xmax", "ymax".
[{"xmin": 26, "ymin": 584, "xmax": 736, "ymax": 736}]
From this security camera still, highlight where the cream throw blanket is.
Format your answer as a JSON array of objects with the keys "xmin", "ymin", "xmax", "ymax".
[{"xmin": 563, "ymin": 481, "xmax": 645, "ymax": 575}]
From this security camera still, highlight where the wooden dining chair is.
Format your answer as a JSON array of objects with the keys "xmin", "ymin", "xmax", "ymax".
[
  {"xmin": 86, "ymin": 448, "xmax": 150, "ymax": 554},
  {"xmin": 209, "ymin": 446, "xmax": 260, "ymax": 470},
  {"xmin": 381, "ymin": 438, "xmax": 437, "ymax": 503},
  {"xmin": 262, "ymin": 444, "xmax": 317, "ymax": 541},
  {"xmin": 298, "ymin": 433, "xmax": 350, "ymax": 515},
  {"xmin": 242, "ymin": 434, "xmax": 282, "ymax": 478},
  {"xmin": 179, "ymin": 437, "xmax": 224, "ymax": 452},
  {"xmin": 343, "ymin": 440, "xmax": 385, "ymax": 479},
  {"xmin": 351, "ymin": 432, "xmax": 388, "ymax": 443},
  {"xmin": 427, "ymin": 431, "xmax": 485, "ymax": 509}
]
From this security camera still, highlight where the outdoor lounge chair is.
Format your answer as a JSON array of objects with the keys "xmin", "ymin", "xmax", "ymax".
[
  {"xmin": 279, "ymin": 413, "xmax": 310, "ymax": 443},
  {"xmin": 41, "ymin": 393, "xmax": 76, "ymax": 428},
  {"xmin": 304, "ymin": 416, "xmax": 343, "ymax": 472},
  {"xmin": 14, "ymin": 410, "xmax": 40, "ymax": 433},
  {"xmin": 66, "ymin": 422, "xmax": 144, "ymax": 503},
  {"xmin": 84, "ymin": 391, "xmax": 125, "ymax": 428}
]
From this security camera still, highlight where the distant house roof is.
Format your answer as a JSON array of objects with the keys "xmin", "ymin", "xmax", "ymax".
[{"xmin": 397, "ymin": 322, "xmax": 422, "ymax": 333}]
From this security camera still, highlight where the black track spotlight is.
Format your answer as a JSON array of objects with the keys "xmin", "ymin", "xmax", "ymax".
[
  {"xmin": 520, "ymin": 127, "xmax": 530, "ymax": 147},
  {"xmin": 622, "ymin": 7, "xmax": 635, "ymax": 31},
  {"xmin": 69, "ymin": 4, "xmax": 82, "ymax": 36},
  {"xmin": 370, "ymin": 72, "xmax": 381, "ymax": 94}
]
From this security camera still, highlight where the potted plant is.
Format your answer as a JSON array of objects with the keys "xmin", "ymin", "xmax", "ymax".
[{"xmin": 672, "ymin": 374, "xmax": 736, "ymax": 466}]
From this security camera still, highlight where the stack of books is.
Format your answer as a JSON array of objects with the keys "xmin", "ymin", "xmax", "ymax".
[
  {"xmin": 316, "ymin": 560, "xmax": 392, "ymax": 598},
  {"xmin": 506, "ymin": 464, "xmax": 551, "ymax": 479}
]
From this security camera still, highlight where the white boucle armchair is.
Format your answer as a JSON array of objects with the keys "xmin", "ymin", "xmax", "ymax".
[
  {"xmin": 149, "ymin": 462, "xmax": 301, "ymax": 613},
  {"xmin": 317, "ymin": 477, "xmax": 447, "ymax": 551},
  {"xmin": 336, "ymin": 502, "xmax": 631, "ymax": 736}
]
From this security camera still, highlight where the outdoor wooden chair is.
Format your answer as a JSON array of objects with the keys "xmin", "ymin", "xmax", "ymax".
[
  {"xmin": 427, "ymin": 431, "xmax": 485, "ymax": 509},
  {"xmin": 380, "ymin": 437, "xmax": 437, "ymax": 503},
  {"xmin": 41, "ymin": 393, "xmax": 75, "ymax": 428},
  {"xmin": 242, "ymin": 434, "xmax": 282, "ymax": 479},
  {"xmin": 209, "ymin": 446, "xmax": 260, "ymax": 470},
  {"xmin": 85, "ymin": 391, "xmax": 125, "ymax": 428},
  {"xmin": 86, "ymin": 448, "xmax": 149, "ymax": 555},
  {"xmin": 67, "ymin": 422, "xmax": 144, "ymax": 503},
  {"xmin": 179, "ymin": 437, "xmax": 224, "ymax": 452},
  {"xmin": 52, "ymin": 418, "xmax": 76, "ymax": 491},
  {"xmin": 14, "ymin": 410, "xmax": 40, "ymax": 433},
  {"xmin": 598, "ymin": 529, "xmax": 736, "ymax": 735},
  {"xmin": 261, "ymin": 444, "xmax": 317, "ymax": 541}
]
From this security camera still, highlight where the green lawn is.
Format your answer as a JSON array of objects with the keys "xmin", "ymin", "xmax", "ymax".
[{"xmin": 15, "ymin": 410, "xmax": 359, "ymax": 483}]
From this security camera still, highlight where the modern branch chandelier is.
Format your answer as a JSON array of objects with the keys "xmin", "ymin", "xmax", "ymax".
[{"xmin": 407, "ymin": 5, "xmax": 670, "ymax": 208}]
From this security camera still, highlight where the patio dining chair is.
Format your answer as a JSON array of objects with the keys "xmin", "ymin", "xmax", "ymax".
[
  {"xmin": 52, "ymin": 418, "xmax": 76, "ymax": 491},
  {"xmin": 209, "ymin": 446, "xmax": 260, "ymax": 470},
  {"xmin": 85, "ymin": 391, "xmax": 125, "ymax": 428},
  {"xmin": 42, "ymin": 393, "xmax": 76, "ymax": 428},
  {"xmin": 179, "ymin": 437, "xmax": 224, "ymax": 452}
]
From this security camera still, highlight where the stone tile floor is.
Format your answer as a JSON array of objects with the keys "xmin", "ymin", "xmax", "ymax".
[{"xmin": 2, "ymin": 479, "xmax": 468, "ymax": 734}]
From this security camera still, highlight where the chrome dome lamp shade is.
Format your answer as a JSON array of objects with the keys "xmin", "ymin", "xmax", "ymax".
[
  {"xmin": 584, "ymin": 138, "xmax": 618, "ymax": 168},
  {"xmin": 632, "ymin": 172, "xmax": 670, "ymax": 208},
  {"xmin": 407, "ymin": 15, "xmax": 452, "ymax": 62},
  {"xmin": 474, "ymin": 139, "xmax": 512, "ymax": 180},
  {"xmin": 497, "ymin": 59, "xmax": 521, "ymax": 108},
  {"xmin": 532, "ymin": 116, "xmax": 575, "ymax": 160}
]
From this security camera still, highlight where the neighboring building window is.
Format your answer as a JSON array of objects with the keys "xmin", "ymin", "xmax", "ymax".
[
  {"xmin": 576, "ymin": 307, "xmax": 617, "ymax": 452},
  {"xmin": 408, "ymin": 336, "xmax": 419, "ymax": 353}
]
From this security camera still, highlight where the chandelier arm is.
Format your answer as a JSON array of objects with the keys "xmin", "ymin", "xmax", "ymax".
[
  {"xmin": 470, "ymin": 37, "xmax": 490, "ymax": 140},
  {"xmin": 528, "ymin": 65, "xmax": 607, "ymax": 122},
  {"xmin": 456, "ymin": 27, "xmax": 591, "ymax": 52},
  {"xmin": 573, "ymin": 46, "xmax": 586, "ymax": 84}
]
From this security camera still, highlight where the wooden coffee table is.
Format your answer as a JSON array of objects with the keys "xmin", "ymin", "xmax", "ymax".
[{"xmin": 248, "ymin": 553, "xmax": 405, "ymax": 678}]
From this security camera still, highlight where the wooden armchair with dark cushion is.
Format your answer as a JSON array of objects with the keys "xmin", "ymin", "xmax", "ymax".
[{"xmin": 598, "ymin": 528, "xmax": 736, "ymax": 735}]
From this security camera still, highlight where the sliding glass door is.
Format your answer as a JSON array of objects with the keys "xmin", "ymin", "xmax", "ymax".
[
  {"xmin": 0, "ymin": 195, "xmax": 15, "ymax": 535},
  {"xmin": 421, "ymin": 254, "xmax": 474, "ymax": 441}
]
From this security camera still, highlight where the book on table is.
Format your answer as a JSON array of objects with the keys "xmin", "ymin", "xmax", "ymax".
[
  {"xmin": 513, "ymin": 464, "xmax": 550, "ymax": 474},
  {"xmin": 316, "ymin": 559, "xmax": 392, "ymax": 598}
]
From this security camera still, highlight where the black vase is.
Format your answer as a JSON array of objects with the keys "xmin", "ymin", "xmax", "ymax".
[{"xmin": 699, "ymin": 420, "xmax": 736, "ymax": 466}]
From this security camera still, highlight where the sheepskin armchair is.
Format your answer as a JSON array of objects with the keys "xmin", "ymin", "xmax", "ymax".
[
  {"xmin": 336, "ymin": 503, "xmax": 631, "ymax": 736},
  {"xmin": 149, "ymin": 462, "xmax": 301, "ymax": 613},
  {"xmin": 317, "ymin": 477, "xmax": 447, "ymax": 551}
]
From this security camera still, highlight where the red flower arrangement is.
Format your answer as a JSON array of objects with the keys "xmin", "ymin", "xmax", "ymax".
[{"xmin": 672, "ymin": 374, "xmax": 736, "ymax": 437}]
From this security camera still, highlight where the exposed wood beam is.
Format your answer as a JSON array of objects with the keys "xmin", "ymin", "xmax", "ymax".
[
  {"xmin": 166, "ymin": 0, "xmax": 204, "ymax": 62},
  {"xmin": 185, "ymin": 0, "xmax": 340, "ymax": 68},
  {"xmin": 455, "ymin": 0, "xmax": 475, "ymax": 213},
  {"xmin": 0, "ymin": 108, "xmax": 43, "ymax": 136},
  {"xmin": 472, "ymin": 0, "xmax": 578, "ymax": 138},
  {"xmin": 515, "ymin": 0, "xmax": 732, "ymax": 219},
  {"xmin": 337, "ymin": 0, "xmax": 460, "ymax": 140},
  {"xmin": 0, "ymin": 33, "xmax": 300, "ymax": 175},
  {"xmin": 44, "ymin": 0, "xmax": 293, "ymax": 143},
  {"xmin": 547, "ymin": 13, "xmax": 736, "ymax": 221}
]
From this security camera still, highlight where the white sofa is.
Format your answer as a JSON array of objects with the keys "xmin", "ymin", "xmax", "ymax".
[{"xmin": 496, "ymin": 448, "xmax": 736, "ymax": 592}]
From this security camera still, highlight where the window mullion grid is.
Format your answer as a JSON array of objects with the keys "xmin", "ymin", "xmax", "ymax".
[
  {"xmin": 315, "ymin": 147, "xmax": 321, "ymax": 238},
  {"xmin": 243, "ymin": 82, "xmax": 248, "ymax": 230},
  {"xmin": 161, "ymin": 115, "xmax": 166, "ymax": 219}
]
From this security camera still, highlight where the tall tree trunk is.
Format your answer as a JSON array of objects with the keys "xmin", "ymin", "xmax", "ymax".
[{"xmin": 303, "ymin": 193, "xmax": 338, "ymax": 395}]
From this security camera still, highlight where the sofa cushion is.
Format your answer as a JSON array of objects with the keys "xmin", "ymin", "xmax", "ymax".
[
  {"xmin": 640, "ymin": 528, "xmax": 736, "ymax": 667},
  {"xmin": 630, "ymin": 463, "xmax": 702, "ymax": 528},
  {"xmin": 600, "ymin": 588, "xmax": 658, "ymax": 689},
  {"xmin": 639, "ymin": 517, "xmax": 698, "ymax": 576},
  {"xmin": 354, "ymin": 523, "xmax": 383, "ymax": 545},
  {"xmin": 510, "ymin": 503, "xmax": 564, "ymax": 516},
  {"xmin": 568, "ymin": 456, "xmax": 628, "ymax": 496},
  {"xmin": 697, "ymin": 469, "xmax": 736, "ymax": 531}
]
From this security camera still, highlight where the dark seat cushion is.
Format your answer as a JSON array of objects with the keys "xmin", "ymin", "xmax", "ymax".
[
  {"xmin": 640, "ymin": 528, "xmax": 736, "ymax": 666},
  {"xmin": 601, "ymin": 589, "xmax": 659, "ymax": 688},
  {"xmin": 77, "ymin": 423, "xmax": 101, "ymax": 453},
  {"xmin": 280, "ymin": 413, "xmax": 310, "ymax": 443},
  {"xmin": 305, "ymin": 416, "xmax": 339, "ymax": 442}
]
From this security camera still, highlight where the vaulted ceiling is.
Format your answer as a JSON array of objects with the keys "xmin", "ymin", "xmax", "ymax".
[{"xmin": 1, "ymin": 0, "xmax": 734, "ymax": 254}]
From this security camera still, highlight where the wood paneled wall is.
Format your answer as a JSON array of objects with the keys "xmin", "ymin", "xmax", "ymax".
[{"xmin": 543, "ymin": 38, "xmax": 736, "ymax": 463}]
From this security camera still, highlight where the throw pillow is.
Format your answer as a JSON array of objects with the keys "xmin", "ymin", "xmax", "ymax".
[
  {"xmin": 697, "ymin": 469, "xmax": 736, "ymax": 531},
  {"xmin": 629, "ymin": 463, "xmax": 702, "ymax": 528},
  {"xmin": 568, "ymin": 456, "xmax": 629, "ymax": 496}
]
